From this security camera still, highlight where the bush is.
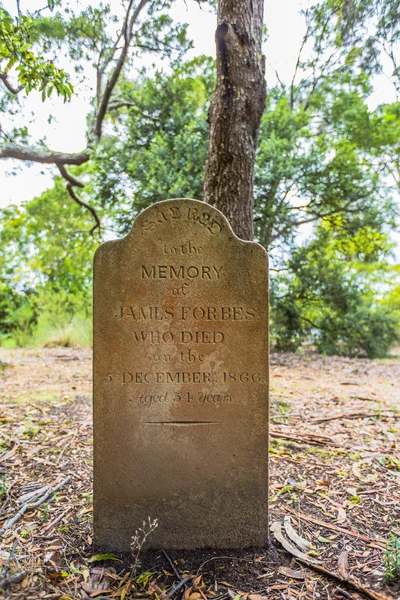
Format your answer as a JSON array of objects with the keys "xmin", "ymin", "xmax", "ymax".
[
  {"xmin": 316, "ymin": 306, "xmax": 399, "ymax": 358},
  {"xmin": 1, "ymin": 289, "xmax": 92, "ymax": 348}
]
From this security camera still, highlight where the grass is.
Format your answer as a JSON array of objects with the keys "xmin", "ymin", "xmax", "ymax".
[
  {"xmin": 1, "ymin": 315, "xmax": 92, "ymax": 349},
  {"xmin": 35, "ymin": 316, "xmax": 92, "ymax": 348}
]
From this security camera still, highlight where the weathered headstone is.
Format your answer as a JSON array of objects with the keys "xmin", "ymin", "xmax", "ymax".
[{"xmin": 93, "ymin": 199, "xmax": 269, "ymax": 551}]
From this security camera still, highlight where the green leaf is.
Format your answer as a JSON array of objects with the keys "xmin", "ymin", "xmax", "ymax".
[
  {"xmin": 317, "ymin": 536, "xmax": 331, "ymax": 543},
  {"xmin": 349, "ymin": 495, "xmax": 361, "ymax": 504},
  {"xmin": 136, "ymin": 571, "xmax": 153, "ymax": 585},
  {"xmin": 88, "ymin": 553, "xmax": 122, "ymax": 563}
]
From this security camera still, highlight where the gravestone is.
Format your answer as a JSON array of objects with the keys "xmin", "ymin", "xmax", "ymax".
[{"xmin": 93, "ymin": 198, "xmax": 269, "ymax": 551}]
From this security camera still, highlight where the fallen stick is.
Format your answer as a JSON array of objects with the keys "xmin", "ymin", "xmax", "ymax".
[
  {"xmin": 285, "ymin": 507, "xmax": 385, "ymax": 549},
  {"xmin": 309, "ymin": 412, "xmax": 399, "ymax": 424},
  {"xmin": 0, "ymin": 571, "xmax": 26, "ymax": 589},
  {"xmin": 162, "ymin": 549, "xmax": 185, "ymax": 583},
  {"xmin": 0, "ymin": 482, "xmax": 15, "ymax": 518},
  {"xmin": 166, "ymin": 576, "xmax": 193, "ymax": 598},
  {"xmin": 38, "ymin": 509, "xmax": 68, "ymax": 535},
  {"xmin": 271, "ymin": 414, "xmax": 303, "ymax": 419},
  {"xmin": 270, "ymin": 429, "xmax": 339, "ymax": 447},
  {"xmin": 0, "ymin": 539, "xmax": 18, "ymax": 580},
  {"xmin": 0, "ymin": 476, "xmax": 71, "ymax": 536}
]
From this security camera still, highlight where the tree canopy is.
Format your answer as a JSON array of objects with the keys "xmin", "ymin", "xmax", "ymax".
[{"xmin": 0, "ymin": 0, "xmax": 399, "ymax": 356}]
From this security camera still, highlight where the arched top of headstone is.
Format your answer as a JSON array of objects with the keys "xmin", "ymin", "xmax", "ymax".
[{"xmin": 95, "ymin": 198, "xmax": 268, "ymax": 264}]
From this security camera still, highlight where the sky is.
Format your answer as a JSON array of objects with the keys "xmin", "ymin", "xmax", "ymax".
[{"xmin": 0, "ymin": 0, "xmax": 399, "ymax": 256}]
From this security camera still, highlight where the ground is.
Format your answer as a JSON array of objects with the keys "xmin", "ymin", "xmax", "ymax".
[{"xmin": 0, "ymin": 348, "xmax": 399, "ymax": 600}]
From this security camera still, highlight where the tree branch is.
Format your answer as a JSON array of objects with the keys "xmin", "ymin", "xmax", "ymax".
[
  {"xmin": 57, "ymin": 164, "xmax": 100, "ymax": 234},
  {"xmin": 1, "ymin": 0, "xmax": 151, "ymax": 234},
  {"xmin": 93, "ymin": 0, "xmax": 149, "ymax": 140},
  {"xmin": 57, "ymin": 164, "xmax": 85, "ymax": 188},
  {"xmin": 290, "ymin": 32, "xmax": 308, "ymax": 110},
  {"xmin": 109, "ymin": 101, "xmax": 137, "ymax": 111},
  {"xmin": 269, "ymin": 206, "xmax": 360, "ymax": 244},
  {"xmin": 0, "ymin": 73, "xmax": 22, "ymax": 95},
  {"xmin": 0, "ymin": 143, "xmax": 90, "ymax": 165}
]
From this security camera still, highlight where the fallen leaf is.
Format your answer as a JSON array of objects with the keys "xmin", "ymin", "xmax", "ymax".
[
  {"xmin": 277, "ymin": 566, "xmax": 305, "ymax": 580},
  {"xmin": 283, "ymin": 516, "xmax": 311, "ymax": 551},
  {"xmin": 338, "ymin": 551, "xmax": 349, "ymax": 578},
  {"xmin": 270, "ymin": 521, "xmax": 319, "ymax": 562}
]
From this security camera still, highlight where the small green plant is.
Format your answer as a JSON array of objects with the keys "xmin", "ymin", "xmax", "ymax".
[
  {"xmin": 22, "ymin": 423, "xmax": 40, "ymax": 438},
  {"xmin": 40, "ymin": 503, "xmax": 50, "ymax": 523},
  {"xmin": 0, "ymin": 475, "xmax": 7, "ymax": 498},
  {"xmin": 275, "ymin": 400, "xmax": 291, "ymax": 416},
  {"xmin": 130, "ymin": 517, "xmax": 159, "ymax": 578},
  {"xmin": 384, "ymin": 534, "xmax": 400, "ymax": 582}
]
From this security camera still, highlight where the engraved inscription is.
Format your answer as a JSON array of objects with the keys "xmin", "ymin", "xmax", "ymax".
[
  {"xmin": 159, "ymin": 240, "xmax": 203, "ymax": 255},
  {"xmin": 141, "ymin": 204, "xmax": 224, "ymax": 234},
  {"xmin": 115, "ymin": 306, "xmax": 257, "ymax": 321},
  {"xmin": 141, "ymin": 265, "xmax": 223, "ymax": 280},
  {"xmin": 104, "ymin": 371, "xmax": 266, "ymax": 386},
  {"xmin": 131, "ymin": 392, "xmax": 234, "ymax": 409}
]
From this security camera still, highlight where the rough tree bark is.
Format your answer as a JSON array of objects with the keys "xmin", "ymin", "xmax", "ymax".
[{"xmin": 204, "ymin": 0, "xmax": 266, "ymax": 241}]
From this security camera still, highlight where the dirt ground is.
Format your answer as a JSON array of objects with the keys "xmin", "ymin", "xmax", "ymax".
[{"xmin": 0, "ymin": 348, "xmax": 399, "ymax": 600}]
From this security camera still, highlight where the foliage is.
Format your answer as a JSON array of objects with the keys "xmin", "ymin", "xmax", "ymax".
[
  {"xmin": 305, "ymin": 0, "xmax": 400, "ymax": 92},
  {"xmin": 0, "ymin": 177, "xmax": 96, "ymax": 347},
  {"xmin": 0, "ymin": 1, "xmax": 399, "ymax": 355},
  {"xmin": 0, "ymin": 3, "xmax": 73, "ymax": 100},
  {"xmin": 271, "ymin": 228, "xmax": 399, "ymax": 358},
  {"xmin": 91, "ymin": 56, "xmax": 214, "ymax": 233},
  {"xmin": 384, "ymin": 533, "xmax": 400, "ymax": 582}
]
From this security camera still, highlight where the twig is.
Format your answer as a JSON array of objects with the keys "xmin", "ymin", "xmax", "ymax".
[
  {"xmin": 38, "ymin": 509, "xmax": 68, "ymax": 535},
  {"xmin": 0, "ymin": 476, "xmax": 71, "ymax": 535},
  {"xmin": 284, "ymin": 507, "xmax": 385, "ymax": 549},
  {"xmin": 162, "ymin": 550, "xmax": 183, "ymax": 581},
  {"xmin": 309, "ymin": 412, "xmax": 399, "ymax": 424},
  {"xmin": 0, "ymin": 482, "xmax": 15, "ymax": 517},
  {"xmin": 166, "ymin": 576, "xmax": 192, "ymax": 598},
  {"xmin": 270, "ymin": 429, "xmax": 339, "ymax": 447},
  {"xmin": 337, "ymin": 588, "xmax": 353, "ymax": 599},
  {"xmin": 271, "ymin": 414, "xmax": 302, "ymax": 419},
  {"xmin": 0, "ymin": 539, "xmax": 18, "ymax": 580},
  {"xmin": 0, "ymin": 571, "xmax": 26, "ymax": 589}
]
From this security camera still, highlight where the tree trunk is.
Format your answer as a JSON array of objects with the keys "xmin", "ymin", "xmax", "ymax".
[{"xmin": 204, "ymin": 0, "xmax": 266, "ymax": 241}]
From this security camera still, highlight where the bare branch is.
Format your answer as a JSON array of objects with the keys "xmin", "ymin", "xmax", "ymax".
[
  {"xmin": 0, "ymin": 73, "xmax": 23, "ymax": 95},
  {"xmin": 109, "ymin": 101, "xmax": 136, "ymax": 110},
  {"xmin": 93, "ymin": 0, "xmax": 149, "ymax": 140},
  {"xmin": 290, "ymin": 32, "xmax": 308, "ymax": 110},
  {"xmin": 57, "ymin": 164, "xmax": 100, "ymax": 234},
  {"xmin": 269, "ymin": 206, "xmax": 360, "ymax": 244},
  {"xmin": 0, "ymin": 143, "xmax": 90, "ymax": 165},
  {"xmin": 57, "ymin": 164, "xmax": 85, "ymax": 188},
  {"xmin": 67, "ymin": 184, "xmax": 100, "ymax": 234}
]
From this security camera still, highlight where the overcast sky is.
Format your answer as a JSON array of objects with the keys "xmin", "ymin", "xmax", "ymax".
[{"xmin": 0, "ymin": 0, "xmax": 398, "ymax": 257}]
